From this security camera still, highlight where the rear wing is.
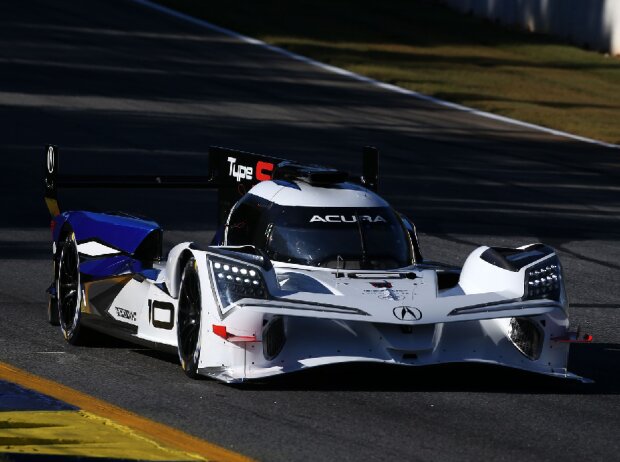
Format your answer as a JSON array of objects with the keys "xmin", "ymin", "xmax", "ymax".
[{"xmin": 44, "ymin": 144, "xmax": 380, "ymax": 225}]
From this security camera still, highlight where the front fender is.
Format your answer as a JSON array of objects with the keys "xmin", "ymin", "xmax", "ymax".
[{"xmin": 165, "ymin": 242, "xmax": 195, "ymax": 298}]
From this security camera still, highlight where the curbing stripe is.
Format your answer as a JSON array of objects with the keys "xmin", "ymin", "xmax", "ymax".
[
  {"xmin": 129, "ymin": 0, "xmax": 620, "ymax": 150},
  {"xmin": 0, "ymin": 362, "xmax": 254, "ymax": 462},
  {"xmin": 0, "ymin": 410, "xmax": 201, "ymax": 461},
  {"xmin": 0, "ymin": 379, "xmax": 78, "ymax": 411}
]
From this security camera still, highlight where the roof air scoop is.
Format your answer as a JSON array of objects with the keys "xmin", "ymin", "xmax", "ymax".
[{"xmin": 274, "ymin": 161, "xmax": 348, "ymax": 185}]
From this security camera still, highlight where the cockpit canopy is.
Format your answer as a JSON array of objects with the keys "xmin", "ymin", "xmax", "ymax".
[{"xmin": 225, "ymin": 193, "xmax": 413, "ymax": 270}]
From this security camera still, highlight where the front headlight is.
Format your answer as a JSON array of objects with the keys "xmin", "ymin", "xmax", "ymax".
[
  {"xmin": 524, "ymin": 256, "xmax": 562, "ymax": 301},
  {"xmin": 208, "ymin": 256, "xmax": 270, "ymax": 312}
]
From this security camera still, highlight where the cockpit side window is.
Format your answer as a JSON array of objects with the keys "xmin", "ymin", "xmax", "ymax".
[{"xmin": 225, "ymin": 195, "xmax": 270, "ymax": 247}]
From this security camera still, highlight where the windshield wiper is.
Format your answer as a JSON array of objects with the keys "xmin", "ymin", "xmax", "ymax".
[{"xmin": 354, "ymin": 211, "xmax": 371, "ymax": 269}]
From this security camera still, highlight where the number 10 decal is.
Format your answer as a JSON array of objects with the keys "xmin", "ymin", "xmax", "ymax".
[{"xmin": 148, "ymin": 299, "xmax": 175, "ymax": 330}]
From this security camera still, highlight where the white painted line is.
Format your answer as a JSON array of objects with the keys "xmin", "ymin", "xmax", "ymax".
[{"xmin": 130, "ymin": 0, "xmax": 620, "ymax": 150}]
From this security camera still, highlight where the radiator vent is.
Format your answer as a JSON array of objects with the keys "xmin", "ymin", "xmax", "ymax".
[{"xmin": 263, "ymin": 316, "xmax": 286, "ymax": 360}]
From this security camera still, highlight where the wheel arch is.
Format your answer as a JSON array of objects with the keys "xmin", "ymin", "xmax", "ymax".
[
  {"xmin": 165, "ymin": 242, "xmax": 196, "ymax": 299},
  {"xmin": 53, "ymin": 221, "xmax": 75, "ymax": 274}
]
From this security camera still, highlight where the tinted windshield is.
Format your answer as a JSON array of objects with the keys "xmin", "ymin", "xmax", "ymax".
[{"xmin": 227, "ymin": 198, "xmax": 412, "ymax": 269}]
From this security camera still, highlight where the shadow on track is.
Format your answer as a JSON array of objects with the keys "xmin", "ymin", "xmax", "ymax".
[
  {"xmin": 62, "ymin": 327, "xmax": 620, "ymax": 394},
  {"xmin": 231, "ymin": 343, "xmax": 620, "ymax": 395}
]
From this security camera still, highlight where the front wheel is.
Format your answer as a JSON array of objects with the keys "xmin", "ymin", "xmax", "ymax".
[
  {"xmin": 57, "ymin": 233, "xmax": 86, "ymax": 345},
  {"xmin": 177, "ymin": 257, "xmax": 202, "ymax": 378},
  {"xmin": 47, "ymin": 296, "xmax": 59, "ymax": 326}
]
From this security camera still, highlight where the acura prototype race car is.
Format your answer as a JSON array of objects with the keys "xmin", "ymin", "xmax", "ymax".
[{"xmin": 44, "ymin": 145, "xmax": 591, "ymax": 383}]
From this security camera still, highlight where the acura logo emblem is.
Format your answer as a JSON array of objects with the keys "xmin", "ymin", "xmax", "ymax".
[
  {"xmin": 47, "ymin": 146, "xmax": 55, "ymax": 174},
  {"xmin": 392, "ymin": 306, "xmax": 422, "ymax": 321}
]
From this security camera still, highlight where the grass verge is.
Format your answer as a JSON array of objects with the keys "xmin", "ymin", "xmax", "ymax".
[{"xmin": 154, "ymin": 0, "xmax": 620, "ymax": 144}]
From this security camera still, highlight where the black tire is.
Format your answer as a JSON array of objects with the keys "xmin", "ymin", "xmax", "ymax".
[
  {"xmin": 57, "ymin": 233, "xmax": 85, "ymax": 345},
  {"xmin": 47, "ymin": 296, "xmax": 60, "ymax": 326},
  {"xmin": 177, "ymin": 257, "xmax": 202, "ymax": 378}
]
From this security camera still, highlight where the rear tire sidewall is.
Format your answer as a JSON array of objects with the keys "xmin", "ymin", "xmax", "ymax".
[
  {"xmin": 47, "ymin": 297, "xmax": 59, "ymax": 326},
  {"xmin": 57, "ymin": 233, "xmax": 84, "ymax": 345},
  {"xmin": 177, "ymin": 257, "xmax": 202, "ymax": 378}
]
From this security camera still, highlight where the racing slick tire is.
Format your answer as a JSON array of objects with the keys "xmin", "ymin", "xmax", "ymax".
[
  {"xmin": 57, "ymin": 233, "xmax": 86, "ymax": 345},
  {"xmin": 47, "ymin": 297, "xmax": 59, "ymax": 326},
  {"xmin": 177, "ymin": 257, "xmax": 202, "ymax": 379}
]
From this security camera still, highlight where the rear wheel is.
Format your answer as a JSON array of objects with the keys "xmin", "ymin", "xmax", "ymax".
[
  {"xmin": 177, "ymin": 257, "xmax": 202, "ymax": 378},
  {"xmin": 57, "ymin": 233, "xmax": 85, "ymax": 345},
  {"xmin": 47, "ymin": 296, "xmax": 59, "ymax": 326}
]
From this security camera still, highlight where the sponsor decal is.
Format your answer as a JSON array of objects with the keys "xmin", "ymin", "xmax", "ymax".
[
  {"xmin": 115, "ymin": 307, "xmax": 137, "ymax": 322},
  {"xmin": 227, "ymin": 157, "xmax": 274, "ymax": 182},
  {"xmin": 256, "ymin": 160, "xmax": 274, "ymax": 181},
  {"xmin": 309, "ymin": 215, "xmax": 387, "ymax": 223},
  {"xmin": 362, "ymin": 289, "xmax": 409, "ymax": 301},
  {"xmin": 379, "ymin": 290, "xmax": 406, "ymax": 301},
  {"xmin": 47, "ymin": 146, "xmax": 55, "ymax": 174},
  {"xmin": 392, "ymin": 306, "xmax": 422, "ymax": 321},
  {"xmin": 228, "ymin": 156, "xmax": 253, "ymax": 181}
]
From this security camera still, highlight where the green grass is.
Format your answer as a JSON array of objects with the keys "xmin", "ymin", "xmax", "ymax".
[{"xmin": 155, "ymin": 0, "xmax": 620, "ymax": 144}]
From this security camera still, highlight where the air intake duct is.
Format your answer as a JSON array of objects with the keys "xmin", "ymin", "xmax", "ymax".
[
  {"xmin": 263, "ymin": 316, "xmax": 286, "ymax": 360},
  {"xmin": 509, "ymin": 317, "xmax": 543, "ymax": 360}
]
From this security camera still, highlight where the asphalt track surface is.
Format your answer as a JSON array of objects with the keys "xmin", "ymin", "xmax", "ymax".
[{"xmin": 1, "ymin": 1, "xmax": 619, "ymax": 461}]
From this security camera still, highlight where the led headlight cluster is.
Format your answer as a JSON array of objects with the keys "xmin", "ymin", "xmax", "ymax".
[
  {"xmin": 209, "ymin": 256, "xmax": 269, "ymax": 310},
  {"xmin": 524, "ymin": 257, "xmax": 561, "ymax": 300}
]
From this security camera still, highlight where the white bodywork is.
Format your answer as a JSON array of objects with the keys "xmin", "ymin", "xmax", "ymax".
[
  {"xmin": 79, "ymin": 181, "xmax": 583, "ymax": 383},
  {"xmin": 89, "ymin": 241, "xmax": 581, "ymax": 383}
]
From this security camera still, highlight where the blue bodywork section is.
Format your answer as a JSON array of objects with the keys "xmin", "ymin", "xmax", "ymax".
[
  {"xmin": 60, "ymin": 211, "xmax": 159, "ymax": 253},
  {"xmin": 52, "ymin": 211, "xmax": 161, "ymax": 279},
  {"xmin": 79, "ymin": 255, "xmax": 151, "ymax": 278},
  {"xmin": 140, "ymin": 268, "xmax": 160, "ymax": 281}
]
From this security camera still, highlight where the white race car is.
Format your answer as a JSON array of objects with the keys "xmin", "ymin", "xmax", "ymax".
[{"xmin": 44, "ymin": 145, "xmax": 591, "ymax": 383}]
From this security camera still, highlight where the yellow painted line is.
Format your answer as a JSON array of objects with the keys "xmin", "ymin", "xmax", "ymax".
[
  {"xmin": 0, "ymin": 362, "xmax": 255, "ymax": 462},
  {"xmin": 0, "ymin": 410, "xmax": 200, "ymax": 460}
]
